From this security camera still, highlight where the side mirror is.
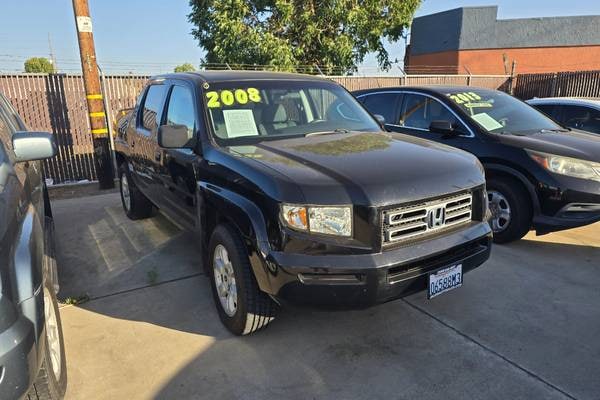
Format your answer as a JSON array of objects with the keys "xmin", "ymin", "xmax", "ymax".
[
  {"xmin": 429, "ymin": 120, "xmax": 455, "ymax": 135},
  {"xmin": 373, "ymin": 114, "xmax": 386, "ymax": 126},
  {"xmin": 12, "ymin": 132, "xmax": 57, "ymax": 162},
  {"xmin": 158, "ymin": 124, "xmax": 194, "ymax": 149}
]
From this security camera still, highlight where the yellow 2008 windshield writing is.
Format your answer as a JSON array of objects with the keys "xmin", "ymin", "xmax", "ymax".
[{"xmin": 205, "ymin": 88, "xmax": 261, "ymax": 108}]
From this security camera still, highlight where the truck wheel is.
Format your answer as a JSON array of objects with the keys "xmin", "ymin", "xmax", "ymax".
[
  {"xmin": 119, "ymin": 163, "xmax": 153, "ymax": 220},
  {"xmin": 27, "ymin": 281, "xmax": 67, "ymax": 399},
  {"xmin": 487, "ymin": 177, "xmax": 532, "ymax": 244},
  {"xmin": 208, "ymin": 224, "xmax": 278, "ymax": 335}
]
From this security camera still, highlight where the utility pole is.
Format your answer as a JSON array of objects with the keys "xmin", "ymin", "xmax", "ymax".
[
  {"xmin": 71, "ymin": 0, "xmax": 114, "ymax": 189},
  {"xmin": 47, "ymin": 33, "xmax": 57, "ymax": 71}
]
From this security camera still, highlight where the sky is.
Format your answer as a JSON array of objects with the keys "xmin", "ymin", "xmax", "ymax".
[{"xmin": 1, "ymin": 0, "xmax": 600, "ymax": 75}]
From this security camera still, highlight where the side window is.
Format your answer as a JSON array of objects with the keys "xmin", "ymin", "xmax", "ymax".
[
  {"xmin": 139, "ymin": 84, "xmax": 168, "ymax": 131},
  {"xmin": 165, "ymin": 85, "xmax": 196, "ymax": 138},
  {"xmin": 360, "ymin": 93, "xmax": 401, "ymax": 125},
  {"xmin": 0, "ymin": 113, "xmax": 14, "ymax": 151},
  {"xmin": 533, "ymin": 104, "xmax": 556, "ymax": 119},
  {"xmin": 561, "ymin": 105, "xmax": 600, "ymax": 133},
  {"xmin": 583, "ymin": 108, "xmax": 600, "ymax": 134},
  {"xmin": 0, "ymin": 95, "xmax": 26, "ymax": 131},
  {"xmin": 400, "ymin": 94, "xmax": 460, "ymax": 131}
]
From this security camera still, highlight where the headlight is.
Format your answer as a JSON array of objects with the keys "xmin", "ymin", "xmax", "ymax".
[
  {"xmin": 281, "ymin": 204, "xmax": 352, "ymax": 237},
  {"xmin": 527, "ymin": 150, "xmax": 600, "ymax": 182}
]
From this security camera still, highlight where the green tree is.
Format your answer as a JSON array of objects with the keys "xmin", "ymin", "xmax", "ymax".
[
  {"xmin": 24, "ymin": 57, "xmax": 55, "ymax": 73},
  {"xmin": 174, "ymin": 62, "xmax": 197, "ymax": 72},
  {"xmin": 188, "ymin": 0, "xmax": 420, "ymax": 74}
]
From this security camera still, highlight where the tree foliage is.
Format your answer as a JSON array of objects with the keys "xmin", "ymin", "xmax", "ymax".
[
  {"xmin": 174, "ymin": 63, "xmax": 197, "ymax": 72},
  {"xmin": 24, "ymin": 57, "xmax": 55, "ymax": 73},
  {"xmin": 188, "ymin": 0, "xmax": 420, "ymax": 74}
]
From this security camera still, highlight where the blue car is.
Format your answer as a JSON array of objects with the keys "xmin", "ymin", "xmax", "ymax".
[{"xmin": 0, "ymin": 92, "xmax": 66, "ymax": 399}]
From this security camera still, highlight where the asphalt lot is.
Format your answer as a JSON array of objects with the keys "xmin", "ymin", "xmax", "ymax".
[{"xmin": 54, "ymin": 192, "xmax": 600, "ymax": 400}]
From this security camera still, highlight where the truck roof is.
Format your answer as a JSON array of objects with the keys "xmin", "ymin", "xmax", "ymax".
[{"xmin": 152, "ymin": 70, "xmax": 331, "ymax": 84}]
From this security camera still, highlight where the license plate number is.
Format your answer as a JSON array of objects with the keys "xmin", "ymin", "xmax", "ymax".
[{"xmin": 428, "ymin": 264, "xmax": 462, "ymax": 299}]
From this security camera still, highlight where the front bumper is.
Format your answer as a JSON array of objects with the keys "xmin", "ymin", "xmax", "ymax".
[
  {"xmin": 534, "ymin": 175, "xmax": 600, "ymax": 234},
  {"xmin": 259, "ymin": 222, "xmax": 492, "ymax": 308},
  {"xmin": 0, "ymin": 315, "xmax": 37, "ymax": 400},
  {"xmin": 534, "ymin": 203, "xmax": 600, "ymax": 234}
]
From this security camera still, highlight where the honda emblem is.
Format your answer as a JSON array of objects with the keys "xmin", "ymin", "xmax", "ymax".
[{"xmin": 427, "ymin": 206, "xmax": 446, "ymax": 229}]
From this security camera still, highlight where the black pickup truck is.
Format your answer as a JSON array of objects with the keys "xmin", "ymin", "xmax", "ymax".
[{"xmin": 114, "ymin": 71, "xmax": 492, "ymax": 335}]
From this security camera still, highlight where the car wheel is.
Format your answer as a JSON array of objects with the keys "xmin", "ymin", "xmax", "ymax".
[
  {"xmin": 487, "ymin": 177, "xmax": 532, "ymax": 243},
  {"xmin": 119, "ymin": 163, "xmax": 153, "ymax": 220},
  {"xmin": 208, "ymin": 224, "xmax": 278, "ymax": 335},
  {"xmin": 27, "ymin": 281, "xmax": 67, "ymax": 400}
]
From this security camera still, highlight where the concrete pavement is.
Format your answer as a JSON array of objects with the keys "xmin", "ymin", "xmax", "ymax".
[{"xmin": 53, "ymin": 193, "xmax": 600, "ymax": 400}]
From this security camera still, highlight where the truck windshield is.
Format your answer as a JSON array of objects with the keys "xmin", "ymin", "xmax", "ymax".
[
  {"xmin": 204, "ymin": 80, "xmax": 381, "ymax": 143},
  {"xmin": 446, "ymin": 89, "xmax": 564, "ymax": 134}
]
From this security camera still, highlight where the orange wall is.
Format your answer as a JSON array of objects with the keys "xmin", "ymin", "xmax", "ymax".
[
  {"xmin": 406, "ymin": 51, "xmax": 460, "ymax": 74},
  {"xmin": 407, "ymin": 45, "xmax": 600, "ymax": 74}
]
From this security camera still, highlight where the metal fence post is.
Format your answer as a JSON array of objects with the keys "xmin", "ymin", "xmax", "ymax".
[
  {"xmin": 550, "ymin": 73, "xmax": 558, "ymax": 97},
  {"xmin": 99, "ymin": 66, "xmax": 118, "ymax": 176},
  {"xmin": 509, "ymin": 61, "xmax": 517, "ymax": 95}
]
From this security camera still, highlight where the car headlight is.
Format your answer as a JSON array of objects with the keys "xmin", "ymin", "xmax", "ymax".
[
  {"xmin": 527, "ymin": 150, "xmax": 600, "ymax": 182},
  {"xmin": 281, "ymin": 204, "xmax": 352, "ymax": 237}
]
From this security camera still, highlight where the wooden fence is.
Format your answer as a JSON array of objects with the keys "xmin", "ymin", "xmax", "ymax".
[
  {"xmin": 0, "ymin": 74, "xmax": 147, "ymax": 183},
  {"xmin": 514, "ymin": 70, "xmax": 600, "ymax": 100},
  {"xmin": 0, "ymin": 73, "xmax": 509, "ymax": 184}
]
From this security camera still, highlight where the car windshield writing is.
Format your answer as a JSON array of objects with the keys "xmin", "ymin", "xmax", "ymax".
[
  {"xmin": 205, "ymin": 81, "xmax": 381, "ymax": 143},
  {"xmin": 447, "ymin": 90, "xmax": 562, "ymax": 134}
]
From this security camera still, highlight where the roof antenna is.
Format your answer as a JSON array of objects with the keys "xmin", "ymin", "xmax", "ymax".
[
  {"xmin": 225, "ymin": 63, "xmax": 232, "ymax": 70},
  {"xmin": 314, "ymin": 64, "xmax": 325, "ymax": 76}
]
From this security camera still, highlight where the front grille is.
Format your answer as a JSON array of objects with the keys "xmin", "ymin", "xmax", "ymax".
[{"xmin": 382, "ymin": 192, "xmax": 473, "ymax": 245}]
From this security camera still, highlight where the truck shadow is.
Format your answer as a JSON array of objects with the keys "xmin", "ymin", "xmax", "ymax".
[{"xmin": 53, "ymin": 192, "xmax": 203, "ymax": 301}]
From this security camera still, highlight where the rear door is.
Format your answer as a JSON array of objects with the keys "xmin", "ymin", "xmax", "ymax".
[{"xmin": 132, "ymin": 83, "xmax": 169, "ymax": 198}]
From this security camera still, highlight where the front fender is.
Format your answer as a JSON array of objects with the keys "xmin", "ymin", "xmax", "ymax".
[
  {"xmin": 198, "ymin": 182, "xmax": 275, "ymax": 293},
  {"xmin": 484, "ymin": 163, "xmax": 541, "ymax": 215},
  {"xmin": 12, "ymin": 204, "xmax": 45, "ymax": 341}
]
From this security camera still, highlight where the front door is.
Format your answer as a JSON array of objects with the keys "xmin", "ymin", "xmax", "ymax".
[
  {"xmin": 391, "ymin": 93, "xmax": 473, "ymax": 151},
  {"xmin": 154, "ymin": 82, "xmax": 199, "ymax": 230}
]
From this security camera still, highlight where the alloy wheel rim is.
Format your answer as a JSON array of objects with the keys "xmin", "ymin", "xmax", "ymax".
[
  {"xmin": 488, "ymin": 190, "xmax": 511, "ymax": 233},
  {"xmin": 213, "ymin": 244, "xmax": 238, "ymax": 317},
  {"xmin": 121, "ymin": 174, "xmax": 131, "ymax": 212},
  {"xmin": 43, "ymin": 287, "xmax": 62, "ymax": 380}
]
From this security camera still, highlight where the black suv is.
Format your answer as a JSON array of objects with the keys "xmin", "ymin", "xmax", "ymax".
[
  {"xmin": 0, "ymin": 93, "xmax": 66, "ymax": 399},
  {"xmin": 114, "ymin": 72, "xmax": 492, "ymax": 335},
  {"xmin": 354, "ymin": 86, "xmax": 600, "ymax": 243}
]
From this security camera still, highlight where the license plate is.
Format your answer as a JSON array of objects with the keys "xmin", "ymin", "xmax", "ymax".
[{"xmin": 428, "ymin": 264, "xmax": 463, "ymax": 299}]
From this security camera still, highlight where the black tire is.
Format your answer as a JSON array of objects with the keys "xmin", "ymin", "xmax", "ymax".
[
  {"xmin": 27, "ymin": 281, "xmax": 67, "ymax": 400},
  {"xmin": 487, "ymin": 177, "xmax": 532, "ymax": 244},
  {"xmin": 208, "ymin": 224, "xmax": 278, "ymax": 335},
  {"xmin": 118, "ymin": 163, "xmax": 153, "ymax": 220}
]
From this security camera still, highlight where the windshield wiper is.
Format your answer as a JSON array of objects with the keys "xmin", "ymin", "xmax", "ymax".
[
  {"xmin": 540, "ymin": 128, "xmax": 570, "ymax": 133},
  {"xmin": 305, "ymin": 128, "xmax": 350, "ymax": 137}
]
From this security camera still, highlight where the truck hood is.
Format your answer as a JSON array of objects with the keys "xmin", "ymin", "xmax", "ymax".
[
  {"xmin": 496, "ymin": 129, "xmax": 600, "ymax": 162},
  {"xmin": 227, "ymin": 132, "xmax": 484, "ymax": 206}
]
